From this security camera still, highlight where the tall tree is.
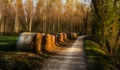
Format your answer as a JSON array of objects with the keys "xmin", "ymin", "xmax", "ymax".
[
  {"xmin": 91, "ymin": 0, "xmax": 120, "ymax": 55},
  {"xmin": 13, "ymin": 0, "xmax": 24, "ymax": 33},
  {"xmin": 25, "ymin": 0, "xmax": 34, "ymax": 32}
]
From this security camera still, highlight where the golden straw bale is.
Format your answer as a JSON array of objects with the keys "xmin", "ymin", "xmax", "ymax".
[
  {"xmin": 35, "ymin": 33, "xmax": 43, "ymax": 53},
  {"xmin": 57, "ymin": 33, "xmax": 64, "ymax": 42},
  {"xmin": 51, "ymin": 35, "xmax": 56, "ymax": 46},
  {"xmin": 45, "ymin": 34, "xmax": 52, "ymax": 44},
  {"xmin": 72, "ymin": 32, "xmax": 77, "ymax": 38},
  {"xmin": 67, "ymin": 32, "xmax": 77, "ymax": 39},
  {"xmin": 63, "ymin": 33, "xmax": 68, "ymax": 40},
  {"xmin": 44, "ymin": 34, "xmax": 56, "ymax": 52},
  {"xmin": 60, "ymin": 33, "xmax": 64, "ymax": 42}
]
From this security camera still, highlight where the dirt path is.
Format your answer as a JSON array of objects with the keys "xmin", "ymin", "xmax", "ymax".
[{"xmin": 37, "ymin": 36, "xmax": 87, "ymax": 70}]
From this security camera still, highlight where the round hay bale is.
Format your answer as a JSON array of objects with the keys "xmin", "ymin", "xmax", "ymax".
[
  {"xmin": 51, "ymin": 35, "xmax": 56, "ymax": 47},
  {"xmin": 44, "ymin": 34, "xmax": 56, "ymax": 52},
  {"xmin": 57, "ymin": 33, "xmax": 64, "ymax": 42},
  {"xmin": 44, "ymin": 34, "xmax": 52, "ymax": 52},
  {"xmin": 71, "ymin": 32, "xmax": 77, "ymax": 38},
  {"xmin": 67, "ymin": 32, "xmax": 77, "ymax": 39},
  {"xmin": 45, "ymin": 34, "xmax": 52, "ymax": 44},
  {"xmin": 34, "ymin": 33, "xmax": 43, "ymax": 53},
  {"xmin": 63, "ymin": 33, "xmax": 68, "ymax": 41},
  {"xmin": 17, "ymin": 32, "xmax": 36, "ymax": 51}
]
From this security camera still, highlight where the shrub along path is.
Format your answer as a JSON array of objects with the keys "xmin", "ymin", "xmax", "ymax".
[{"xmin": 39, "ymin": 36, "xmax": 87, "ymax": 70}]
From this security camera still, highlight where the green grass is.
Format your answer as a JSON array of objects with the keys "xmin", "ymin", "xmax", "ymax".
[
  {"xmin": 0, "ymin": 36, "xmax": 18, "ymax": 51},
  {"xmin": 0, "ymin": 36, "xmax": 44, "ymax": 70},
  {"xmin": 85, "ymin": 40, "xmax": 119, "ymax": 70}
]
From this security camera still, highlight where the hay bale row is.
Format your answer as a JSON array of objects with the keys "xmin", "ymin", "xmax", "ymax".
[{"xmin": 17, "ymin": 32, "xmax": 78, "ymax": 53}]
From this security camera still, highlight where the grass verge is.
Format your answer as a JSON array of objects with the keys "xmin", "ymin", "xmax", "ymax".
[
  {"xmin": 0, "ymin": 36, "xmax": 18, "ymax": 51},
  {"xmin": 85, "ymin": 40, "xmax": 119, "ymax": 70}
]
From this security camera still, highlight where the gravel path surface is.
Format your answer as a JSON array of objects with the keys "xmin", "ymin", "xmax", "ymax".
[{"xmin": 36, "ymin": 36, "xmax": 87, "ymax": 70}]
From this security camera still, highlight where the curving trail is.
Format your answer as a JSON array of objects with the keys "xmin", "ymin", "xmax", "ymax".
[{"xmin": 38, "ymin": 36, "xmax": 87, "ymax": 70}]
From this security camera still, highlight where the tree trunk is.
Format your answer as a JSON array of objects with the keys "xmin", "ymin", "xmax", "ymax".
[
  {"xmin": 14, "ymin": 13, "xmax": 19, "ymax": 33},
  {"xmin": 28, "ymin": 15, "xmax": 33, "ymax": 32}
]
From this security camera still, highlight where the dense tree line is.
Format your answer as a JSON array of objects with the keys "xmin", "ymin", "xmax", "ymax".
[{"xmin": 0, "ymin": 0, "xmax": 90, "ymax": 34}]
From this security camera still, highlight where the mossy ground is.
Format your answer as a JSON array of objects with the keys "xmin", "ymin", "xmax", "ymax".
[{"xmin": 85, "ymin": 40, "xmax": 120, "ymax": 70}]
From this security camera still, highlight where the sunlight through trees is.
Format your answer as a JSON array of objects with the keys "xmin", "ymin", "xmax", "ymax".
[{"xmin": 0, "ymin": 0, "xmax": 90, "ymax": 34}]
